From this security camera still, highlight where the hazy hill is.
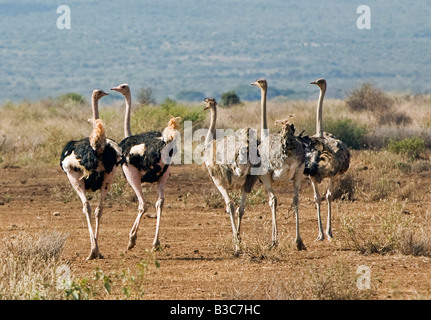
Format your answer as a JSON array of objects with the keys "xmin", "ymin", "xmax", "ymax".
[{"xmin": 0, "ymin": 0, "xmax": 430, "ymax": 104}]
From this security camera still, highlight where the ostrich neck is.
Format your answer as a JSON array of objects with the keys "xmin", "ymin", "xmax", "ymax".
[
  {"xmin": 316, "ymin": 87, "xmax": 326, "ymax": 138},
  {"xmin": 261, "ymin": 87, "xmax": 268, "ymax": 137},
  {"xmin": 205, "ymin": 107, "xmax": 217, "ymax": 146},
  {"xmin": 124, "ymin": 94, "xmax": 132, "ymax": 138},
  {"xmin": 92, "ymin": 97, "xmax": 99, "ymax": 119}
]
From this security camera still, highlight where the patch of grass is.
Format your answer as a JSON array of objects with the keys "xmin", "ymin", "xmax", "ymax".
[
  {"xmin": 50, "ymin": 184, "xmax": 79, "ymax": 204},
  {"xmin": 228, "ymin": 259, "xmax": 375, "ymax": 300},
  {"xmin": 203, "ymin": 190, "xmax": 224, "ymax": 209},
  {"xmin": 340, "ymin": 200, "xmax": 431, "ymax": 257},
  {"xmin": 387, "ymin": 137, "xmax": 425, "ymax": 161},
  {"xmin": 398, "ymin": 229, "xmax": 431, "ymax": 257},
  {"xmin": 63, "ymin": 251, "xmax": 161, "ymax": 300},
  {"xmin": 130, "ymin": 99, "xmax": 205, "ymax": 134},
  {"xmin": 332, "ymin": 173, "xmax": 356, "ymax": 201},
  {"xmin": 370, "ymin": 177, "xmax": 397, "ymax": 202},
  {"xmin": 0, "ymin": 230, "xmax": 68, "ymax": 300}
]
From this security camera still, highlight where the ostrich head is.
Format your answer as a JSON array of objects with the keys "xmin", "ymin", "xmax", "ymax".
[
  {"xmin": 275, "ymin": 114, "xmax": 296, "ymax": 127},
  {"xmin": 251, "ymin": 78, "xmax": 267, "ymax": 90},
  {"xmin": 92, "ymin": 89, "xmax": 109, "ymax": 100},
  {"xmin": 203, "ymin": 97, "xmax": 217, "ymax": 110},
  {"xmin": 111, "ymin": 83, "xmax": 131, "ymax": 97},
  {"xmin": 310, "ymin": 78, "xmax": 327, "ymax": 91}
]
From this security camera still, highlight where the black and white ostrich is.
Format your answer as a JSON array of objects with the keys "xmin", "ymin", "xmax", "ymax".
[
  {"xmin": 111, "ymin": 83, "xmax": 180, "ymax": 251},
  {"xmin": 60, "ymin": 89, "xmax": 121, "ymax": 260}
]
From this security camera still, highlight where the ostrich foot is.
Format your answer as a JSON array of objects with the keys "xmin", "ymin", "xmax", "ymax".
[
  {"xmin": 315, "ymin": 233, "xmax": 324, "ymax": 241},
  {"xmin": 86, "ymin": 249, "xmax": 104, "ymax": 260},
  {"xmin": 296, "ymin": 239, "xmax": 307, "ymax": 251},
  {"xmin": 326, "ymin": 231, "xmax": 333, "ymax": 240},
  {"xmin": 232, "ymin": 242, "xmax": 242, "ymax": 257},
  {"xmin": 271, "ymin": 239, "xmax": 279, "ymax": 248},
  {"xmin": 152, "ymin": 240, "xmax": 162, "ymax": 252},
  {"xmin": 127, "ymin": 235, "xmax": 137, "ymax": 251}
]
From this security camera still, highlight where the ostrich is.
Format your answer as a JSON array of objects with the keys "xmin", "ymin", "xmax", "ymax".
[
  {"xmin": 251, "ymin": 78, "xmax": 306, "ymax": 250},
  {"xmin": 301, "ymin": 78, "xmax": 351, "ymax": 241},
  {"xmin": 111, "ymin": 83, "xmax": 180, "ymax": 251},
  {"xmin": 60, "ymin": 89, "xmax": 121, "ymax": 260},
  {"xmin": 202, "ymin": 98, "xmax": 260, "ymax": 254}
]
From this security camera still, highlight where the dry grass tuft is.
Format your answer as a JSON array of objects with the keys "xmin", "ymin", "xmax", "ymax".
[
  {"xmin": 340, "ymin": 200, "xmax": 431, "ymax": 257},
  {"xmin": 227, "ymin": 259, "xmax": 376, "ymax": 300},
  {"xmin": 0, "ymin": 230, "xmax": 68, "ymax": 300}
]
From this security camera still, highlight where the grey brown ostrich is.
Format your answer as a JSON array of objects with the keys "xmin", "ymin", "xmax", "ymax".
[
  {"xmin": 202, "ymin": 98, "xmax": 260, "ymax": 254},
  {"xmin": 251, "ymin": 79, "xmax": 306, "ymax": 250},
  {"xmin": 302, "ymin": 78, "xmax": 351, "ymax": 241},
  {"xmin": 60, "ymin": 89, "xmax": 121, "ymax": 260},
  {"xmin": 111, "ymin": 83, "xmax": 180, "ymax": 251}
]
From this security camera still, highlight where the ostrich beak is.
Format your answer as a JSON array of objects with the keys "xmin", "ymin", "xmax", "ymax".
[
  {"xmin": 111, "ymin": 86, "xmax": 120, "ymax": 92},
  {"xmin": 101, "ymin": 91, "xmax": 109, "ymax": 96},
  {"xmin": 251, "ymin": 81, "xmax": 257, "ymax": 86},
  {"xmin": 202, "ymin": 101, "xmax": 210, "ymax": 110},
  {"xmin": 310, "ymin": 81, "xmax": 317, "ymax": 85}
]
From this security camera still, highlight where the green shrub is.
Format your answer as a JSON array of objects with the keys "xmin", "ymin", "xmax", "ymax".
[
  {"xmin": 130, "ymin": 98, "xmax": 206, "ymax": 133},
  {"xmin": 57, "ymin": 92, "xmax": 86, "ymax": 104},
  {"xmin": 220, "ymin": 90, "xmax": 241, "ymax": 108},
  {"xmin": 387, "ymin": 137, "xmax": 425, "ymax": 160},
  {"xmin": 325, "ymin": 118, "xmax": 368, "ymax": 150}
]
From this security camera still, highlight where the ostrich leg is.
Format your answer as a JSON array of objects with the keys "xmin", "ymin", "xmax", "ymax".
[
  {"xmin": 123, "ymin": 165, "xmax": 149, "ymax": 251},
  {"xmin": 152, "ymin": 167, "xmax": 170, "ymax": 251},
  {"xmin": 66, "ymin": 170, "xmax": 100, "ymax": 260}
]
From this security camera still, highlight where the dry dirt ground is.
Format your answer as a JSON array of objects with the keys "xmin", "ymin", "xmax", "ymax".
[{"xmin": 1, "ymin": 161, "xmax": 431, "ymax": 300}]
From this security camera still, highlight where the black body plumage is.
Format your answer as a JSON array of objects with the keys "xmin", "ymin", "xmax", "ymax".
[
  {"xmin": 298, "ymin": 132, "xmax": 350, "ymax": 183},
  {"xmin": 120, "ymin": 131, "xmax": 174, "ymax": 183},
  {"xmin": 297, "ymin": 133, "xmax": 320, "ymax": 177},
  {"xmin": 60, "ymin": 138, "xmax": 119, "ymax": 191}
]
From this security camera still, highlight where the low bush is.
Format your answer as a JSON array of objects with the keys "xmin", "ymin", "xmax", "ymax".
[
  {"xmin": 324, "ymin": 118, "xmax": 368, "ymax": 149},
  {"xmin": 387, "ymin": 137, "xmax": 425, "ymax": 160},
  {"xmin": 346, "ymin": 82, "xmax": 393, "ymax": 114},
  {"xmin": 346, "ymin": 83, "xmax": 411, "ymax": 125}
]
